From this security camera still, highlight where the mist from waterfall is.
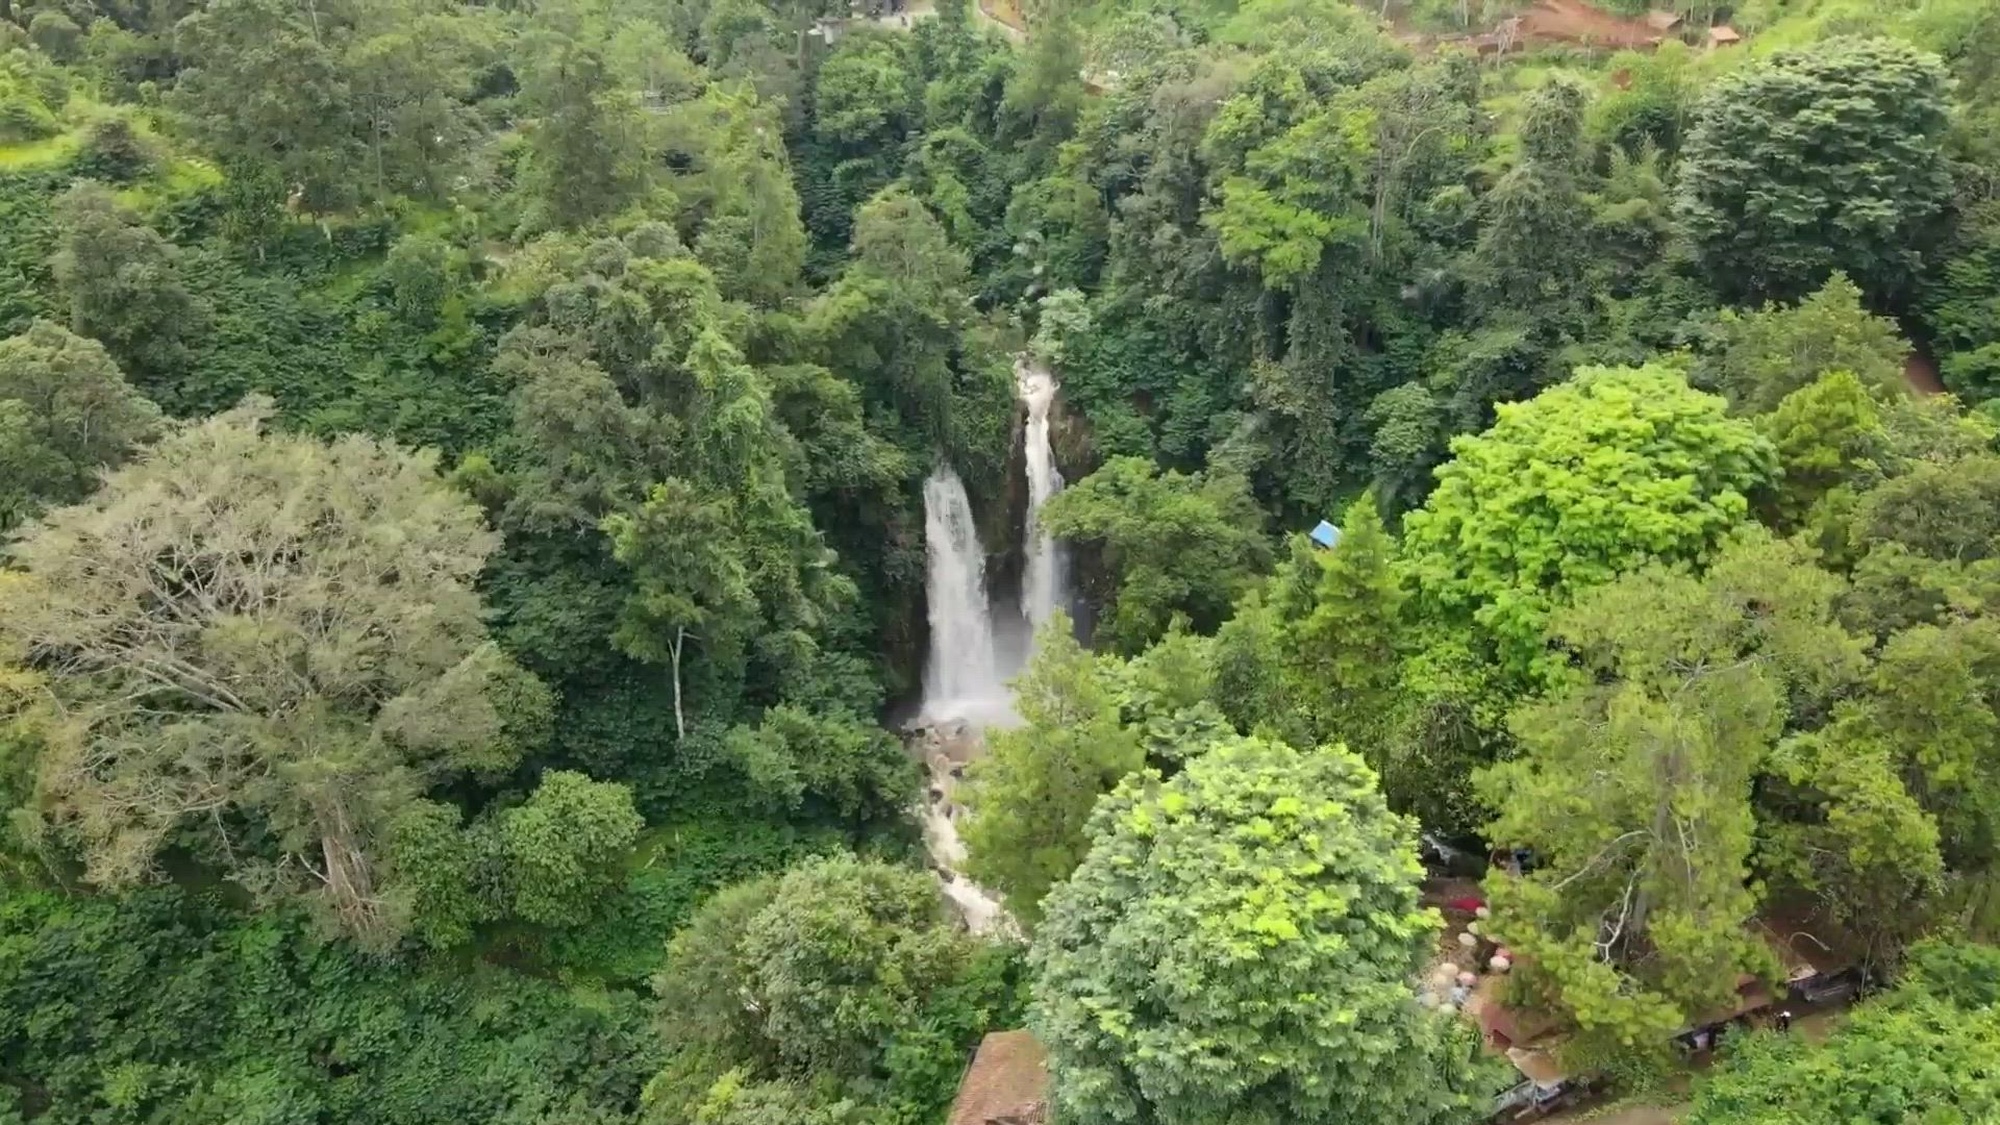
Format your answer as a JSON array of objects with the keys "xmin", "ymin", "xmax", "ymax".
[
  {"xmin": 1018, "ymin": 359, "xmax": 1068, "ymax": 633},
  {"xmin": 918, "ymin": 467, "xmax": 1012, "ymax": 724}
]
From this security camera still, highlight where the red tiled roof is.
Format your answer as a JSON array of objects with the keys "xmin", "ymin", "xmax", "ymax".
[{"xmin": 949, "ymin": 1031, "xmax": 1049, "ymax": 1125}]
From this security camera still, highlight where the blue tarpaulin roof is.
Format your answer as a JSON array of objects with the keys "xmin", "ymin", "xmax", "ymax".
[{"xmin": 1309, "ymin": 520, "xmax": 1341, "ymax": 548}]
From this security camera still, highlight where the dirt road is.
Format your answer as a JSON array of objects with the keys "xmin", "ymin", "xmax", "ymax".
[{"xmin": 1516, "ymin": 0, "xmax": 1666, "ymax": 50}]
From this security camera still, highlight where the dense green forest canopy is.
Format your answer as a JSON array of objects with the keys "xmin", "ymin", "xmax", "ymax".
[{"xmin": 1, "ymin": 0, "xmax": 2000, "ymax": 1120}]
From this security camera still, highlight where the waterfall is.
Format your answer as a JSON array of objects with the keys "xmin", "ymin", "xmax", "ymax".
[
  {"xmin": 910, "ymin": 365, "xmax": 1073, "ymax": 935},
  {"xmin": 1018, "ymin": 359, "xmax": 1068, "ymax": 632},
  {"xmin": 919, "ymin": 467, "xmax": 1010, "ymax": 723}
]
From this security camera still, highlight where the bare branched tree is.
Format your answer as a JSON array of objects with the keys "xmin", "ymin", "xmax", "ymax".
[{"xmin": 0, "ymin": 397, "xmax": 544, "ymax": 945}]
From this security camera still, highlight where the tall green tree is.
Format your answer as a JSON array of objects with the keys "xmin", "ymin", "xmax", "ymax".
[
  {"xmin": 1039, "ymin": 456, "xmax": 1270, "ymax": 654},
  {"xmin": 961, "ymin": 613, "xmax": 1144, "ymax": 927},
  {"xmin": 1710, "ymin": 274, "xmax": 1911, "ymax": 415},
  {"xmin": 49, "ymin": 183, "xmax": 203, "ymax": 395},
  {"xmin": 1477, "ymin": 536, "xmax": 1866, "ymax": 1053},
  {"xmin": 0, "ymin": 401, "xmax": 548, "ymax": 945},
  {"xmin": 1759, "ymin": 702, "xmax": 1948, "ymax": 965},
  {"xmin": 1402, "ymin": 362, "xmax": 1776, "ymax": 682},
  {"xmin": 1471, "ymin": 75, "xmax": 1590, "ymax": 316},
  {"xmin": 0, "ymin": 319, "xmax": 158, "ymax": 528},
  {"xmin": 1029, "ymin": 736, "xmax": 1500, "ymax": 1125},
  {"xmin": 1282, "ymin": 492, "xmax": 1407, "ymax": 754},
  {"xmin": 520, "ymin": 34, "xmax": 649, "ymax": 230},
  {"xmin": 661, "ymin": 86, "xmax": 810, "ymax": 306},
  {"xmin": 343, "ymin": 9, "xmax": 491, "ymax": 202},
  {"xmin": 170, "ymin": 0, "xmax": 359, "ymax": 208},
  {"xmin": 606, "ymin": 478, "xmax": 761, "ymax": 743},
  {"xmin": 807, "ymin": 187, "xmax": 1009, "ymax": 470},
  {"xmin": 1674, "ymin": 37, "xmax": 1953, "ymax": 304}
]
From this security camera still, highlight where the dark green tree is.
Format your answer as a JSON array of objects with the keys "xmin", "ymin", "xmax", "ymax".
[
  {"xmin": 0, "ymin": 320, "xmax": 158, "ymax": 528},
  {"xmin": 1039, "ymin": 456, "xmax": 1271, "ymax": 654},
  {"xmin": 49, "ymin": 183, "xmax": 204, "ymax": 395},
  {"xmin": 520, "ymin": 34, "xmax": 648, "ymax": 230},
  {"xmin": 1472, "ymin": 75, "xmax": 1590, "ymax": 315},
  {"xmin": 170, "ymin": 0, "xmax": 359, "ymax": 207},
  {"xmin": 1674, "ymin": 37, "xmax": 1953, "ymax": 304}
]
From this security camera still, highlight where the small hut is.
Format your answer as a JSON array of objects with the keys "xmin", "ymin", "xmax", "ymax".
[{"xmin": 1708, "ymin": 24, "xmax": 1742, "ymax": 47}]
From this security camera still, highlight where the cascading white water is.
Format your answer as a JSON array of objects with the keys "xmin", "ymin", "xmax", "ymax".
[
  {"xmin": 919, "ymin": 467, "xmax": 1011, "ymax": 723},
  {"xmin": 912, "ymin": 368, "xmax": 1073, "ymax": 935},
  {"xmin": 1018, "ymin": 359, "xmax": 1068, "ymax": 633},
  {"xmin": 915, "ymin": 467, "xmax": 1016, "ymax": 933}
]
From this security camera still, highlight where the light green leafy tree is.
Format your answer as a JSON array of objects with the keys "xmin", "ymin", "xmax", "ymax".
[
  {"xmin": 491, "ymin": 769, "xmax": 644, "ymax": 927},
  {"xmin": 385, "ymin": 767, "xmax": 638, "ymax": 947},
  {"xmin": 653, "ymin": 874, "xmax": 783, "ymax": 1076},
  {"xmin": 1759, "ymin": 705, "xmax": 1947, "ymax": 966},
  {"xmin": 1753, "ymin": 370, "xmax": 1887, "ymax": 531},
  {"xmin": 1402, "ymin": 362, "xmax": 1776, "ymax": 683},
  {"xmin": 1029, "ymin": 735, "xmax": 1502, "ymax": 1125},
  {"xmin": 741, "ymin": 855, "xmax": 974, "ymax": 1080},
  {"xmin": 1686, "ymin": 942, "xmax": 2000, "ymax": 1125},
  {"xmin": 1209, "ymin": 108, "xmax": 1370, "ymax": 290}
]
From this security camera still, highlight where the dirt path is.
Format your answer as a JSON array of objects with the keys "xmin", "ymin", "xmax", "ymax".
[
  {"xmin": 1516, "ymin": 0, "xmax": 1666, "ymax": 50},
  {"xmin": 1905, "ymin": 350, "xmax": 1946, "ymax": 395},
  {"xmin": 1398, "ymin": 0, "xmax": 1678, "ymax": 55},
  {"xmin": 975, "ymin": 0, "xmax": 1028, "ymax": 41}
]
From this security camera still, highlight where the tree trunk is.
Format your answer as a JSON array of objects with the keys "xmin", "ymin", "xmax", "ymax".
[
  {"xmin": 1629, "ymin": 736, "xmax": 1684, "ymax": 944},
  {"xmin": 671, "ymin": 626, "xmax": 686, "ymax": 741},
  {"xmin": 316, "ymin": 799, "xmax": 385, "ymax": 942}
]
